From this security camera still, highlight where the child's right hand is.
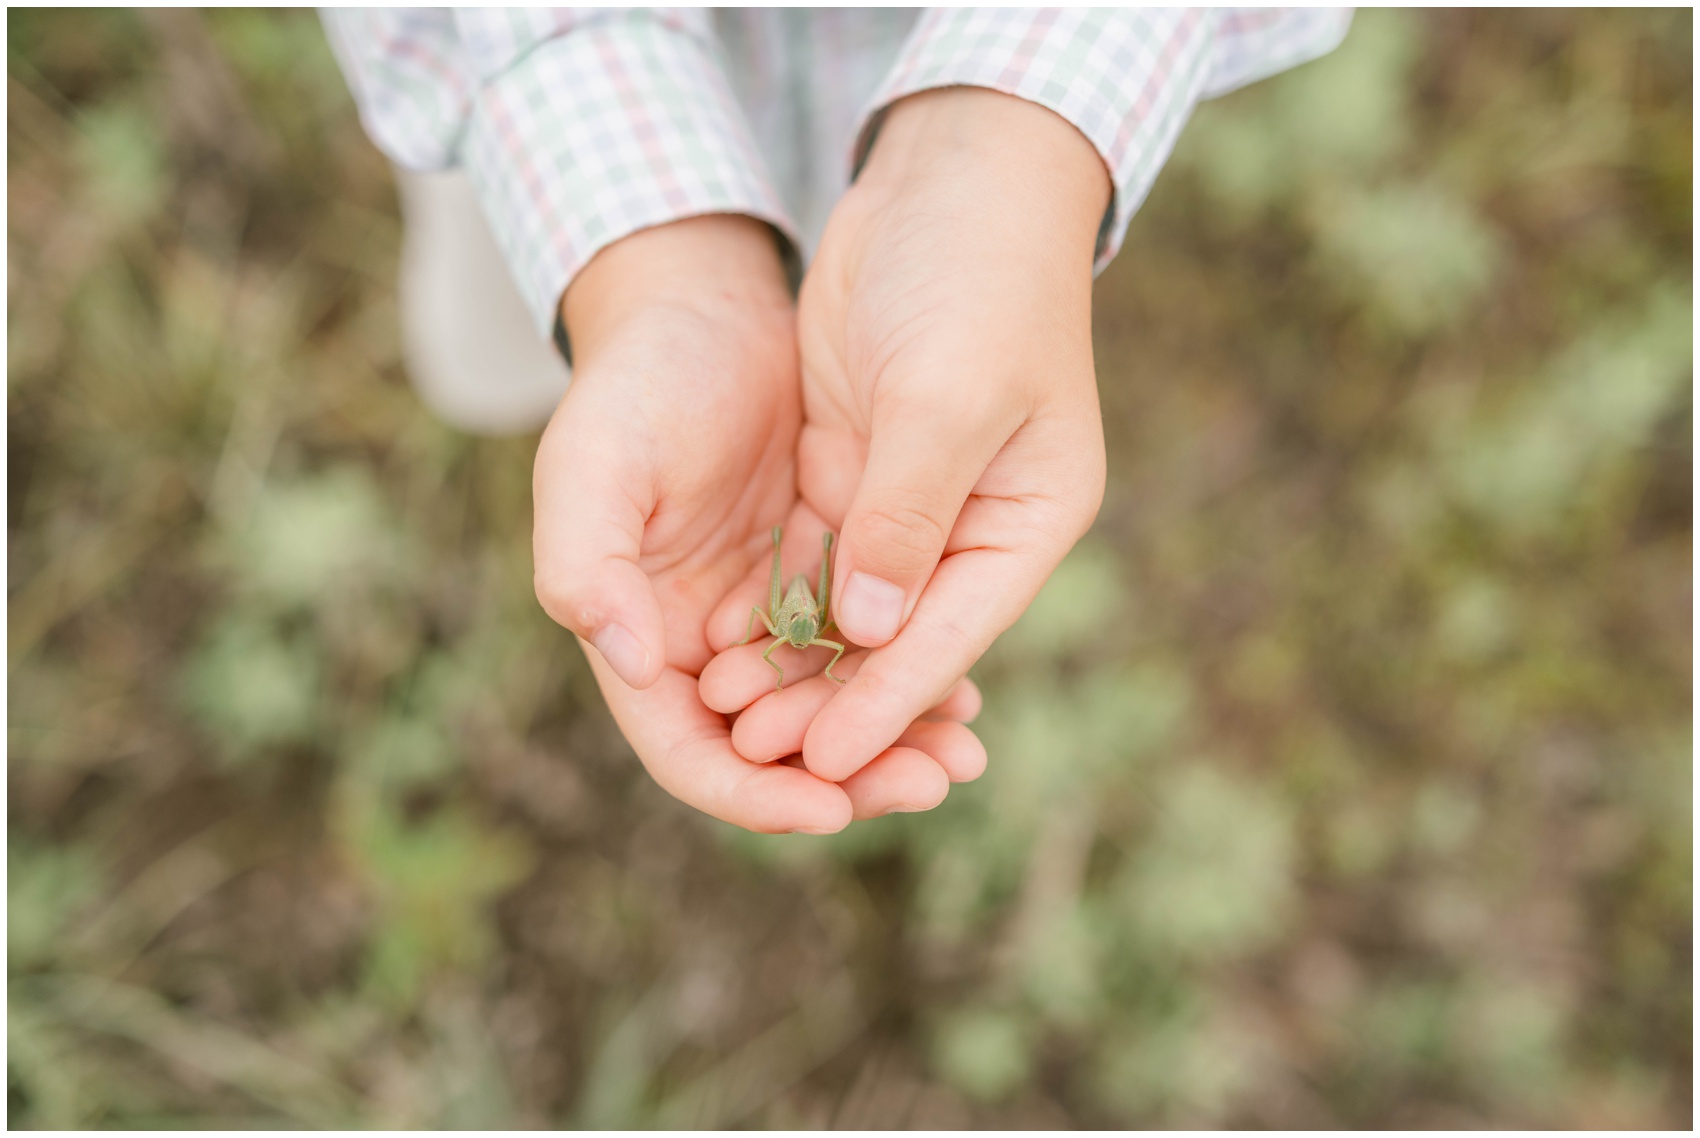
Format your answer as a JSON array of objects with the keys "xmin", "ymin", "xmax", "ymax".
[
  {"xmin": 532, "ymin": 215, "xmax": 974, "ymax": 832},
  {"xmin": 703, "ymin": 86, "xmax": 1112, "ymax": 785}
]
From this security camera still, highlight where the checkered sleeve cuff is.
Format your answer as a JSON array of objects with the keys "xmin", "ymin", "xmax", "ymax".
[
  {"xmin": 854, "ymin": 8, "xmax": 1350, "ymax": 276},
  {"xmin": 459, "ymin": 13, "xmax": 800, "ymax": 335}
]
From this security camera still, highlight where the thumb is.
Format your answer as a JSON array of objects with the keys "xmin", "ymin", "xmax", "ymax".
[
  {"xmin": 831, "ymin": 399, "xmax": 1010, "ymax": 646},
  {"xmin": 531, "ymin": 410, "xmax": 667, "ymax": 689}
]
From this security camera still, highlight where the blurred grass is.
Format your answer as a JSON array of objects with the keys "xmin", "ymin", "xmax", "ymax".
[{"xmin": 7, "ymin": 8, "xmax": 1691, "ymax": 1129}]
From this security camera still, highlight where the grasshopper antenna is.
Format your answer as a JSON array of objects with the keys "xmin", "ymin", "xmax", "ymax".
[{"xmin": 819, "ymin": 532, "xmax": 834, "ymax": 628}]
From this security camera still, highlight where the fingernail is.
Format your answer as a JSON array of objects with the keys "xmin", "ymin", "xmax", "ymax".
[
  {"xmin": 789, "ymin": 824, "xmax": 839, "ymax": 835},
  {"xmin": 884, "ymin": 804, "xmax": 930, "ymax": 815},
  {"xmin": 839, "ymin": 572, "xmax": 905, "ymax": 642},
  {"xmin": 592, "ymin": 623, "xmax": 649, "ymax": 687}
]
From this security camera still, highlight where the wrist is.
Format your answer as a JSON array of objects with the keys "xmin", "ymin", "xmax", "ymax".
[
  {"xmin": 857, "ymin": 86, "xmax": 1111, "ymax": 257},
  {"xmin": 563, "ymin": 214, "xmax": 794, "ymax": 364}
]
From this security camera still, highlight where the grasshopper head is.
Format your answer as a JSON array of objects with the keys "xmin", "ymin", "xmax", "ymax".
[{"xmin": 785, "ymin": 613, "xmax": 819, "ymax": 647}]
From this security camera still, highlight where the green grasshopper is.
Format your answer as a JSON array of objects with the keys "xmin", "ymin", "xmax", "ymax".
[{"xmin": 734, "ymin": 526, "xmax": 848, "ymax": 691}]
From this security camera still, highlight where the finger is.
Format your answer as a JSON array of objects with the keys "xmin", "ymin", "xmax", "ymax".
[
  {"xmin": 533, "ymin": 404, "xmax": 666, "ymax": 689},
  {"xmin": 927, "ymin": 676, "xmax": 983, "ymax": 724},
  {"xmin": 830, "ymin": 395, "xmax": 1017, "ymax": 648},
  {"xmin": 722, "ymin": 654, "xmax": 978, "ymax": 763},
  {"xmin": 894, "ymin": 719, "xmax": 987, "ymax": 783},
  {"xmin": 699, "ymin": 638, "xmax": 845, "ymax": 716},
  {"xmin": 804, "ymin": 542, "xmax": 1049, "ymax": 782},
  {"xmin": 707, "ymin": 545, "xmax": 783, "ymax": 654},
  {"xmin": 771, "ymin": 726, "xmax": 974, "ymax": 802},
  {"xmin": 806, "ymin": 408, "xmax": 1102, "ymax": 781},
  {"xmin": 587, "ymin": 649, "xmax": 852, "ymax": 834},
  {"xmin": 839, "ymin": 747, "xmax": 951, "ymax": 819},
  {"xmin": 795, "ymin": 422, "xmax": 864, "ymax": 527},
  {"xmin": 725, "ymin": 650, "xmax": 864, "ymax": 761}
]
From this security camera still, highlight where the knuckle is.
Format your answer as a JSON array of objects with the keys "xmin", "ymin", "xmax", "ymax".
[
  {"xmin": 533, "ymin": 569, "xmax": 594, "ymax": 634},
  {"xmin": 1084, "ymin": 446, "xmax": 1108, "ymax": 502},
  {"xmin": 1069, "ymin": 483, "xmax": 1105, "ymax": 539},
  {"xmin": 913, "ymin": 610, "xmax": 982, "ymax": 678},
  {"xmin": 1057, "ymin": 446, "xmax": 1107, "ymax": 539},
  {"xmin": 851, "ymin": 494, "xmax": 951, "ymax": 574}
]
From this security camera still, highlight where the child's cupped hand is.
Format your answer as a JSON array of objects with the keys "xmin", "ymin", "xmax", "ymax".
[
  {"xmin": 702, "ymin": 87, "xmax": 1112, "ymax": 790},
  {"xmin": 699, "ymin": 502, "xmax": 988, "ymax": 811},
  {"xmin": 532, "ymin": 215, "xmax": 976, "ymax": 832}
]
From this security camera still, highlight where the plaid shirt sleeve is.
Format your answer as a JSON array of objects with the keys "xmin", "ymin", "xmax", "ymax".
[
  {"xmin": 321, "ymin": 8, "xmax": 797, "ymax": 336},
  {"xmin": 852, "ymin": 8, "xmax": 1353, "ymax": 273}
]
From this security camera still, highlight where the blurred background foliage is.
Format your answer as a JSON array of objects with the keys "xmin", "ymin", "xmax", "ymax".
[{"xmin": 7, "ymin": 8, "xmax": 1691, "ymax": 1128}]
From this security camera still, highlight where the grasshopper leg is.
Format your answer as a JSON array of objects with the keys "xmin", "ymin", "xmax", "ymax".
[
  {"xmin": 734, "ymin": 607, "xmax": 778, "ymax": 648},
  {"xmin": 810, "ymin": 638, "xmax": 847, "ymax": 685},
  {"xmin": 761, "ymin": 638, "xmax": 786, "ymax": 690}
]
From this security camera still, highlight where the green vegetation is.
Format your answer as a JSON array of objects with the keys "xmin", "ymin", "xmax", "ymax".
[{"xmin": 8, "ymin": 9, "xmax": 1690, "ymax": 1128}]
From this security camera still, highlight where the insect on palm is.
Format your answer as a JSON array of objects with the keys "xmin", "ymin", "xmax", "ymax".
[{"xmin": 734, "ymin": 526, "xmax": 848, "ymax": 690}]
